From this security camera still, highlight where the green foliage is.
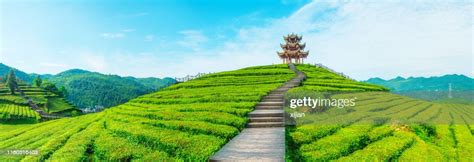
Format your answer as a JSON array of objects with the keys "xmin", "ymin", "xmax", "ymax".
[
  {"xmin": 48, "ymin": 121, "xmax": 104, "ymax": 161},
  {"xmin": 334, "ymin": 131, "xmax": 415, "ymax": 161},
  {"xmin": 0, "ymin": 95, "xmax": 27, "ymax": 105},
  {"xmin": 0, "ymin": 63, "xmax": 32, "ymax": 83},
  {"xmin": 291, "ymin": 64, "xmax": 388, "ymax": 92},
  {"xmin": 299, "ymin": 125, "xmax": 373, "ymax": 161},
  {"xmin": 49, "ymin": 69, "xmax": 176, "ymax": 108},
  {"xmin": 286, "ymin": 64, "xmax": 474, "ymax": 161},
  {"xmin": 46, "ymin": 97, "xmax": 74, "ymax": 113},
  {"xmin": 33, "ymin": 75, "xmax": 42, "ymax": 87},
  {"xmin": 0, "ymin": 64, "xmax": 294, "ymax": 161},
  {"xmin": 58, "ymin": 86, "xmax": 67, "ymax": 97},
  {"xmin": 1, "ymin": 63, "xmax": 176, "ymax": 109},
  {"xmin": 0, "ymin": 104, "xmax": 40, "ymax": 122},
  {"xmin": 5, "ymin": 69, "xmax": 17, "ymax": 95},
  {"xmin": 0, "ymin": 81, "xmax": 75, "ymax": 120},
  {"xmin": 41, "ymin": 80, "xmax": 61, "ymax": 96}
]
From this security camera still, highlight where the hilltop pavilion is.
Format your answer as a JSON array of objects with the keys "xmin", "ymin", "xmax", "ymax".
[{"xmin": 277, "ymin": 33, "xmax": 309, "ymax": 64}]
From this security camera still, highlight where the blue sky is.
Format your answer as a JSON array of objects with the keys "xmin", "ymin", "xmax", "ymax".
[{"xmin": 1, "ymin": 0, "xmax": 472, "ymax": 80}]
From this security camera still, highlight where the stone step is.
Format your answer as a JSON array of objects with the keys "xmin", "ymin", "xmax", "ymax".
[
  {"xmin": 255, "ymin": 105, "xmax": 282, "ymax": 110},
  {"xmin": 285, "ymin": 81, "xmax": 301, "ymax": 85},
  {"xmin": 261, "ymin": 98, "xmax": 284, "ymax": 102},
  {"xmin": 249, "ymin": 110, "xmax": 284, "ymax": 117},
  {"xmin": 263, "ymin": 95, "xmax": 284, "ymax": 99},
  {"xmin": 281, "ymin": 84, "xmax": 298, "ymax": 88},
  {"xmin": 265, "ymin": 93, "xmax": 284, "ymax": 97},
  {"xmin": 247, "ymin": 122, "xmax": 284, "ymax": 128},
  {"xmin": 268, "ymin": 91, "xmax": 285, "ymax": 94},
  {"xmin": 209, "ymin": 128, "xmax": 285, "ymax": 161},
  {"xmin": 249, "ymin": 117, "xmax": 284, "ymax": 122},
  {"xmin": 257, "ymin": 102, "xmax": 284, "ymax": 106},
  {"xmin": 271, "ymin": 89, "xmax": 290, "ymax": 93},
  {"xmin": 265, "ymin": 95, "xmax": 284, "ymax": 98},
  {"xmin": 289, "ymin": 80, "xmax": 301, "ymax": 82},
  {"xmin": 289, "ymin": 81, "xmax": 302, "ymax": 84}
]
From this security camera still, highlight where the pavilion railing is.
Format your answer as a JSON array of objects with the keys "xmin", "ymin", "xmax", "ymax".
[
  {"xmin": 314, "ymin": 63, "xmax": 356, "ymax": 81},
  {"xmin": 175, "ymin": 72, "xmax": 213, "ymax": 83}
]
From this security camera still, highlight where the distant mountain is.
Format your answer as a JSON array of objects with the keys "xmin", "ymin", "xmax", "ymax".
[
  {"xmin": 0, "ymin": 63, "xmax": 176, "ymax": 109},
  {"xmin": 0, "ymin": 63, "xmax": 33, "ymax": 82},
  {"xmin": 365, "ymin": 74, "xmax": 474, "ymax": 104},
  {"xmin": 124, "ymin": 77, "xmax": 177, "ymax": 91},
  {"xmin": 50, "ymin": 69, "xmax": 177, "ymax": 108}
]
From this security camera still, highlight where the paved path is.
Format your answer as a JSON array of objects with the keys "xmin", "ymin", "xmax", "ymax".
[
  {"xmin": 16, "ymin": 86, "xmax": 63, "ymax": 119},
  {"xmin": 210, "ymin": 64, "xmax": 305, "ymax": 161}
]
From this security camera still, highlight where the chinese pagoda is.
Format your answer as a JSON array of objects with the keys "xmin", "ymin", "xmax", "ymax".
[{"xmin": 277, "ymin": 33, "xmax": 309, "ymax": 64}]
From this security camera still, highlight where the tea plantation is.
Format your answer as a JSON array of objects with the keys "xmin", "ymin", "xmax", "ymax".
[
  {"xmin": 1, "ymin": 64, "xmax": 472, "ymax": 161},
  {"xmin": 0, "ymin": 83, "xmax": 75, "ymax": 122},
  {"xmin": 0, "ymin": 64, "xmax": 295, "ymax": 161},
  {"xmin": 286, "ymin": 64, "xmax": 474, "ymax": 161}
]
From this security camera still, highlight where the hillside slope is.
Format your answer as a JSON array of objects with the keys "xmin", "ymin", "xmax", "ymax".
[
  {"xmin": 1, "ymin": 64, "xmax": 471, "ymax": 161},
  {"xmin": 50, "ymin": 69, "xmax": 163, "ymax": 108},
  {"xmin": 0, "ymin": 63, "xmax": 32, "ymax": 83},
  {"xmin": 0, "ymin": 82, "xmax": 75, "ymax": 123},
  {"xmin": 286, "ymin": 64, "xmax": 473, "ymax": 161},
  {"xmin": 0, "ymin": 64, "xmax": 295, "ymax": 161},
  {"xmin": 0, "ymin": 63, "xmax": 177, "ymax": 109}
]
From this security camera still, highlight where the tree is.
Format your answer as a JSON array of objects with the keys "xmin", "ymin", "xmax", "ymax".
[
  {"xmin": 59, "ymin": 86, "xmax": 68, "ymax": 97},
  {"xmin": 5, "ymin": 69, "xmax": 17, "ymax": 95},
  {"xmin": 33, "ymin": 75, "xmax": 43, "ymax": 87},
  {"xmin": 41, "ymin": 81, "xmax": 58, "ymax": 93}
]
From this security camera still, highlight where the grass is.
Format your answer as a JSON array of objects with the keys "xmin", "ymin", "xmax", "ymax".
[
  {"xmin": 0, "ymin": 83, "xmax": 76, "ymax": 122},
  {"xmin": 285, "ymin": 64, "xmax": 474, "ymax": 161},
  {"xmin": 0, "ymin": 64, "xmax": 295, "ymax": 161},
  {"xmin": 46, "ymin": 97, "xmax": 75, "ymax": 113},
  {"xmin": 1, "ymin": 63, "xmax": 472, "ymax": 161}
]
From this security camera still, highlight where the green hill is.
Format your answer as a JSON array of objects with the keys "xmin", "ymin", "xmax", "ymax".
[
  {"xmin": 0, "ymin": 63, "xmax": 176, "ymax": 109},
  {"xmin": 49, "ymin": 69, "xmax": 176, "ymax": 108},
  {"xmin": 365, "ymin": 74, "xmax": 474, "ymax": 104},
  {"xmin": 285, "ymin": 64, "xmax": 473, "ymax": 161},
  {"xmin": 0, "ymin": 63, "xmax": 33, "ymax": 83},
  {"xmin": 0, "ymin": 64, "xmax": 472, "ymax": 161},
  {"xmin": 125, "ymin": 76, "xmax": 177, "ymax": 91},
  {"xmin": 0, "ymin": 64, "xmax": 295, "ymax": 161},
  {"xmin": 0, "ymin": 82, "xmax": 76, "ymax": 123}
]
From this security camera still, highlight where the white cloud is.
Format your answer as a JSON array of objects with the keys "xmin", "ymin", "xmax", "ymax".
[
  {"xmin": 101, "ymin": 33, "xmax": 125, "ymax": 39},
  {"xmin": 160, "ymin": 1, "xmax": 472, "ymax": 80},
  {"xmin": 80, "ymin": 53, "xmax": 108, "ymax": 72},
  {"xmin": 300, "ymin": 1, "xmax": 473, "ymax": 80},
  {"xmin": 2, "ymin": 1, "xmax": 471, "ymax": 80},
  {"xmin": 177, "ymin": 30, "xmax": 209, "ymax": 51},
  {"xmin": 145, "ymin": 34, "xmax": 155, "ymax": 41}
]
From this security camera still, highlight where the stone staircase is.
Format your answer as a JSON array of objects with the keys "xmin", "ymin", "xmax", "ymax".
[
  {"xmin": 210, "ymin": 63, "xmax": 305, "ymax": 161},
  {"xmin": 16, "ymin": 86, "xmax": 63, "ymax": 120},
  {"xmin": 247, "ymin": 69, "xmax": 304, "ymax": 128}
]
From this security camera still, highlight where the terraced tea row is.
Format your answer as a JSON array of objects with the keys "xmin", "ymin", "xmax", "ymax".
[
  {"xmin": 0, "ymin": 64, "xmax": 295, "ymax": 161},
  {"xmin": 292, "ymin": 64, "xmax": 388, "ymax": 92},
  {"xmin": 286, "ymin": 64, "xmax": 474, "ymax": 161},
  {"xmin": 0, "ymin": 104, "xmax": 40, "ymax": 121},
  {"xmin": 0, "ymin": 82, "xmax": 75, "ymax": 122}
]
